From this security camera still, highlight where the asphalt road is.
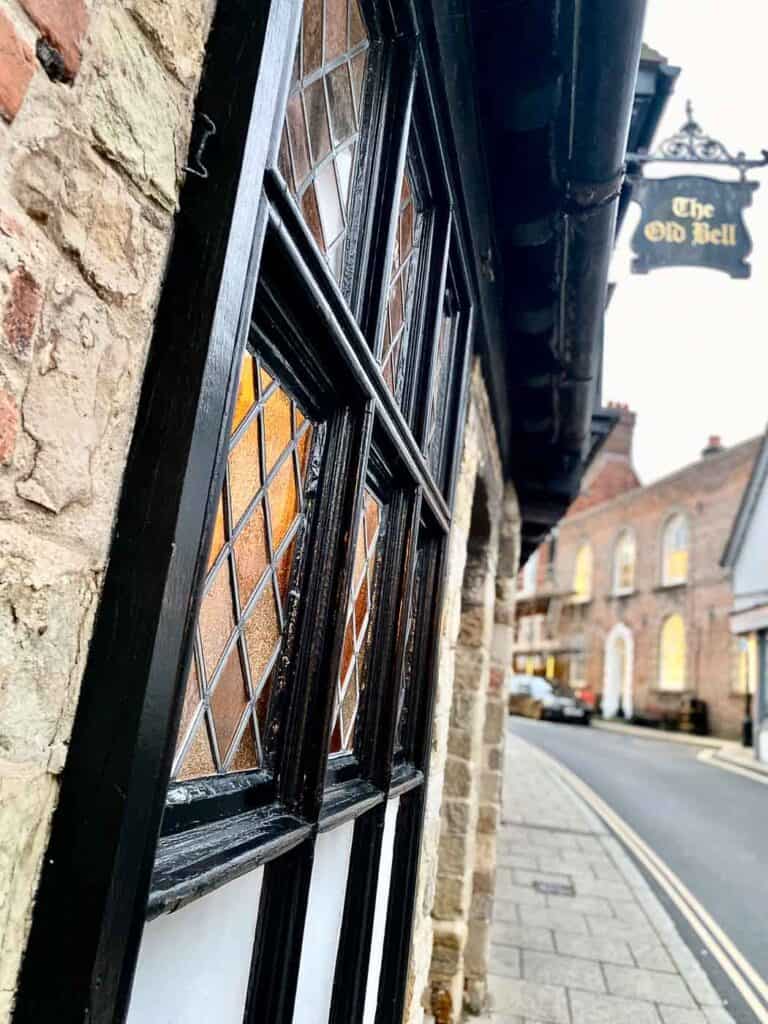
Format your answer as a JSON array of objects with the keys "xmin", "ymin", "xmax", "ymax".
[{"xmin": 508, "ymin": 717, "xmax": 768, "ymax": 994}]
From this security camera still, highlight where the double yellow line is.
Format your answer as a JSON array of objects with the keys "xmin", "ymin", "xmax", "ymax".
[{"xmin": 524, "ymin": 740, "xmax": 768, "ymax": 1023}]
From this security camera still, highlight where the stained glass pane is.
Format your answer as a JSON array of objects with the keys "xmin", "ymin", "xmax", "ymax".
[
  {"xmin": 172, "ymin": 350, "xmax": 316, "ymax": 780},
  {"xmin": 210, "ymin": 646, "xmax": 249, "ymax": 759},
  {"xmin": 329, "ymin": 489, "xmax": 382, "ymax": 755},
  {"xmin": 278, "ymin": 0, "xmax": 370, "ymax": 282},
  {"xmin": 380, "ymin": 163, "xmax": 421, "ymax": 402},
  {"xmin": 424, "ymin": 299, "xmax": 456, "ymax": 480}
]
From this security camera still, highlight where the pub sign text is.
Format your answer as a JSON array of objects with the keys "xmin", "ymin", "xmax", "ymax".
[{"xmin": 631, "ymin": 175, "xmax": 757, "ymax": 279}]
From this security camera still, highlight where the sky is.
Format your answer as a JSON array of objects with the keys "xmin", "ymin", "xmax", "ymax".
[{"xmin": 604, "ymin": 0, "xmax": 768, "ymax": 483}]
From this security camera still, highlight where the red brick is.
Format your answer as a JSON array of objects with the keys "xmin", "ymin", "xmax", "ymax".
[
  {"xmin": 516, "ymin": 418, "xmax": 762, "ymax": 739},
  {"xmin": 3, "ymin": 265, "xmax": 42, "ymax": 359},
  {"xmin": 0, "ymin": 387, "xmax": 19, "ymax": 464},
  {"xmin": 19, "ymin": 0, "xmax": 87, "ymax": 79},
  {"xmin": 0, "ymin": 11, "xmax": 35, "ymax": 122}
]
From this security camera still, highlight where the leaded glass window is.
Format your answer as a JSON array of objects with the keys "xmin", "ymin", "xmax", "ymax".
[
  {"xmin": 380, "ymin": 167, "xmax": 421, "ymax": 397},
  {"xmin": 173, "ymin": 352, "xmax": 314, "ymax": 780},
  {"xmin": 329, "ymin": 488, "xmax": 382, "ymax": 755},
  {"xmin": 278, "ymin": 0, "xmax": 369, "ymax": 281},
  {"xmin": 424, "ymin": 292, "xmax": 456, "ymax": 475}
]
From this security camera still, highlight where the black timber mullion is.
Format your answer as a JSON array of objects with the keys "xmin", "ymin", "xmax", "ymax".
[
  {"xmin": 363, "ymin": 40, "xmax": 419, "ymax": 362},
  {"xmin": 244, "ymin": 837, "xmax": 316, "ymax": 1024},
  {"xmin": 13, "ymin": 3, "xmax": 301, "ymax": 1021},
  {"xmin": 262, "ymin": 183, "xmax": 452, "ymax": 532}
]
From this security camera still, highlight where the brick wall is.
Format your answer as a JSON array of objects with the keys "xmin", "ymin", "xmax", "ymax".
[
  {"xmin": 552, "ymin": 437, "xmax": 760, "ymax": 738},
  {"xmin": 0, "ymin": 2, "xmax": 213, "ymax": 1016}
]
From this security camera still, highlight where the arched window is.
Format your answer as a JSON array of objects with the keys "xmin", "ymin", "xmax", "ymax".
[
  {"xmin": 572, "ymin": 543, "xmax": 593, "ymax": 602},
  {"xmin": 659, "ymin": 614, "xmax": 686, "ymax": 691},
  {"xmin": 662, "ymin": 514, "xmax": 689, "ymax": 585},
  {"xmin": 613, "ymin": 529, "xmax": 636, "ymax": 594}
]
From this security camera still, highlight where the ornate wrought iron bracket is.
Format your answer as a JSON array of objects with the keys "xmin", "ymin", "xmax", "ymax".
[{"xmin": 627, "ymin": 101, "xmax": 768, "ymax": 180}]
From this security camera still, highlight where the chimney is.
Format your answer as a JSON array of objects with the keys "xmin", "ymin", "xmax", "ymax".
[
  {"xmin": 702, "ymin": 434, "xmax": 723, "ymax": 457},
  {"xmin": 603, "ymin": 402, "xmax": 636, "ymax": 459}
]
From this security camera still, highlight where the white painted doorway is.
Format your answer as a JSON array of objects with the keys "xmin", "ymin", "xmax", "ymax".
[{"xmin": 603, "ymin": 623, "xmax": 634, "ymax": 719}]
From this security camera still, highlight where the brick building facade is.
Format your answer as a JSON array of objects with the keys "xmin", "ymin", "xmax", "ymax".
[{"xmin": 515, "ymin": 407, "xmax": 760, "ymax": 740}]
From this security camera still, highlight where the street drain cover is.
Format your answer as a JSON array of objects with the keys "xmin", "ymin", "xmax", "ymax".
[{"xmin": 533, "ymin": 880, "xmax": 575, "ymax": 897}]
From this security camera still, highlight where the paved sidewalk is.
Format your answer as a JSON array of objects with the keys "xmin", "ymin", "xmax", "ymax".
[{"xmin": 481, "ymin": 735, "xmax": 736, "ymax": 1024}]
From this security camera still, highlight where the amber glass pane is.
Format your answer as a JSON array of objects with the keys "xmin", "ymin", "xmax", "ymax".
[
  {"xmin": 233, "ymin": 500, "xmax": 269, "ymax": 607},
  {"xmin": 263, "ymin": 386, "xmax": 294, "ymax": 474},
  {"xmin": 243, "ymin": 583, "xmax": 281, "ymax": 686},
  {"xmin": 232, "ymin": 353, "xmax": 256, "ymax": 434},
  {"xmin": 172, "ymin": 351, "xmax": 316, "ymax": 781},
  {"xmin": 329, "ymin": 489, "xmax": 381, "ymax": 755},
  {"xmin": 199, "ymin": 559, "xmax": 235, "ymax": 675},
  {"xmin": 177, "ymin": 658, "xmax": 201, "ymax": 750},
  {"xmin": 229, "ymin": 418, "xmax": 261, "ymax": 526},
  {"xmin": 381, "ymin": 164, "xmax": 420, "ymax": 400},
  {"xmin": 302, "ymin": 0, "xmax": 323, "ymax": 74},
  {"xmin": 286, "ymin": 95, "xmax": 311, "ymax": 185},
  {"xmin": 269, "ymin": 456, "xmax": 300, "ymax": 551},
  {"xmin": 178, "ymin": 713, "xmax": 217, "ymax": 781},
  {"xmin": 278, "ymin": 0, "xmax": 370, "ymax": 282},
  {"xmin": 229, "ymin": 722, "xmax": 260, "ymax": 773},
  {"xmin": 207, "ymin": 495, "xmax": 226, "ymax": 572},
  {"xmin": 210, "ymin": 646, "xmax": 249, "ymax": 758}
]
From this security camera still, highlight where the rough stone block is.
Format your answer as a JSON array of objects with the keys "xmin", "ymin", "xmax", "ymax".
[
  {"xmin": 483, "ymin": 701, "xmax": 505, "ymax": 743},
  {"xmin": 431, "ymin": 922, "xmax": 466, "ymax": 977},
  {"xmin": 0, "ymin": 12, "xmax": 35, "ymax": 122},
  {"xmin": 14, "ymin": 129, "xmax": 167, "ymax": 305},
  {"xmin": 84, "ymin": 7, "xmax": 184, "ymax": 209},
  {"xmin": 477, "ymin": 802, "xmax": 500, "ymax": 834},
  {"xmin": 433, "ymin": 874, "xmax": 468, "ymax": 920},
  {"xmin": 129, "ymin": 0, "xmax": 210, "ymax": 85},
  {"xmin": 445, "ymin": 755, "xmax": 473, "ymax": 799},
  {"xmin": 443, "ymin": 798, "xmax": 471, "ymax": 836},
  {"xmin": 20, "ymin": 0, "xmax": 87, "ymax": 79}
]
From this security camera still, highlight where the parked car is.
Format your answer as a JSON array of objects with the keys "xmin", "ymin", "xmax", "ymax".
[{"xmin": 506, "ymin": 673, "xmax": 591, "ymax": 724}]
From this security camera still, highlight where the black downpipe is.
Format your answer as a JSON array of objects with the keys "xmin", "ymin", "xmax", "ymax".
[{"xmin": 558, "ymin": 0, "xmax": 647, "ymax": 456}]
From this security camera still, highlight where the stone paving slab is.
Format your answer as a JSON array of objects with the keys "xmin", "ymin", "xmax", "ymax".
[{"xmin": 478, "ymin": 735, "xmax": 736, "ymax": 1024}]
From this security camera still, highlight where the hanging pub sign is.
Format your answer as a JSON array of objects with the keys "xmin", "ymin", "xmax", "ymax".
[
  {"xmin": 631, "ymin": 175, "xmax": 756, "ymax": 278},
  {"xmin": 627, "ymin": 102, "xmax": 767, "ymax": 280}
]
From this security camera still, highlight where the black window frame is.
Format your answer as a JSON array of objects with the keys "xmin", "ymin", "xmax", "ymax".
[{"xmin": 13, "ymin": 3, "xmax": 477, "ymax": 1023}]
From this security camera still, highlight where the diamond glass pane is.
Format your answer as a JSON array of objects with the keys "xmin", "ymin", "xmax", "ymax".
[
  {"xmin": 173, "ymin": 351, "xmax": 315, "ymax": 780},
  {"xmin": 380, "ymin": 166, "xmax": 422, "ymax": 401},
  {"xmin": 424, "ymin": 299, "xmax": 455, "ymax": 479},
  {"xmin": 279, "ymin": 0, "xmax": 369, "ymax": 282},
  {"xmin": 329, "ymin": 489, "xmax": 382, "ymax": 755}
]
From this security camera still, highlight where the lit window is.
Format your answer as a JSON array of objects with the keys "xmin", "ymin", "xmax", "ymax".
[
  {"xmin": 572, "ymin": 543, "xmax": 593, "ymax": 602},
  {"xmin": 659, "ymin": 614, "xmax": 686, "ymax": 691},
  {"xmin": 735, "ymin": 633, "xmax": 758, "ymax": 695},
  {"xmin": 662, "ymin": 514, "xmax": 689, "ymax": 585},
  {"xmin": 613, "ymin": 529, "xmax": 636, "ymax": 593}
]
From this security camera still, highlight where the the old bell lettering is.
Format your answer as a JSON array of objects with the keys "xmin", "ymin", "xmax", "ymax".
[{"xmin": 631, "ymin": 175, "xmax": 756, "ymax": 278}]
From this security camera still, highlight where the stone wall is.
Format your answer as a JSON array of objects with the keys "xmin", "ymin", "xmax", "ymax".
[
  {"xmin": 404, "ymin": 362, "xmax": 519, "ymax": 1024},
  {"xmin": 0, "ymin": 2, "xmax": 213, "ymax": 1017}
]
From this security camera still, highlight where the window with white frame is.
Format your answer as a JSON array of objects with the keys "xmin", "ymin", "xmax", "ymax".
[{"xmin": 572, "ymin": 543, "xmax": 593, "ymax": 602}]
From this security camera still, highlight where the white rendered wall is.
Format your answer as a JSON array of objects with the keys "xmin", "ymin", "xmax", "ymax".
[
  {"xmin": 126, "ymin": 866, "xmax": 264, "ymax": 1024},
  {"xmin": 292, "ymin": 821, "xmax": 355, "ymax": 1024},
  {"xmin": 362, "ymin": 797, "xmax": 400, "ymax": 1024},
  {"xmin": 734, "ymin": 477, "xmax": 768, "ymax": 605}
]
